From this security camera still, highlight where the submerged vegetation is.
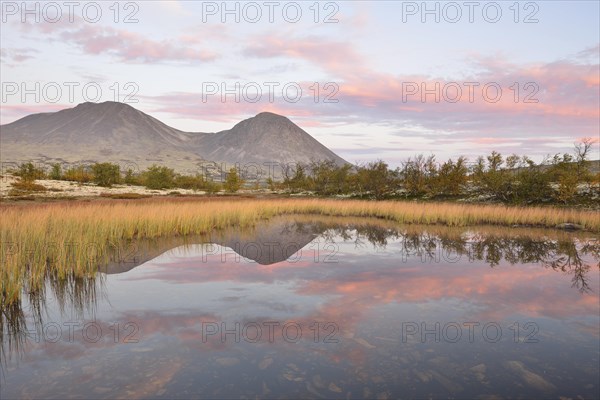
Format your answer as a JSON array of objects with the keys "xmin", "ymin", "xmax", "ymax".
[{"xmin": 1, "ymin": 197, "xmax": 599, "ymax": 310}]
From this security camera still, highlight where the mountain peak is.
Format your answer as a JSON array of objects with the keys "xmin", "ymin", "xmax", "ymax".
[
  {"xmin": 254, "ymin": 111, "xmax": 285, "ymax": 118},
  {"xmin": 251, "ymin": 111, "xmax": 292, "ymax": 123},
  {"xmin": 74, "ymin": 101, "xmax": 135, "ymax": 110}
]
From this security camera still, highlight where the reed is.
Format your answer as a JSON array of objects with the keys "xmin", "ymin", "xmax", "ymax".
[{"xmin": 1, "ymin": 198, "xmax": 598, "ymax": 308}]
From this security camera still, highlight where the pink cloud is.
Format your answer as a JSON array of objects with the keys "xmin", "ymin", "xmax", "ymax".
[
  {"xmin": 470, "ymin": 137, "xmax": 517, "ymax": 145},
  {"xmin": 142, "ymin": 84, "xmax": 348, "ymax": 127},
  {"xmin": 17, "ymin": 18, "xmax": 218, "ymax": 63},
  {"xmin": 60, "ymin": 24, "xmax": 218, "ymax": 63},
  {"xmin": 243, "ymin": 35, "xmax": 366, "ymax": 78},
  {"xmin": 239, "ymin": 34, "xmax": 599, "ymax": 141},
  {"xmin": 141, "ymin": 33, "xmax": 598, "ymax": 153},
  {"xmin": 0, "ymin": 47, "xmax": 39, "ymax": 63},
  {"xmin": 0, "ymin": 103, "xmax": 71, "ymax": 125}
]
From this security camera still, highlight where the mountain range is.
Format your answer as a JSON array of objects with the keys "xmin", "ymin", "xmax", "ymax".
[{"xmin": 0, "ymin": 102, "xmax": 347, "ymax": 175}]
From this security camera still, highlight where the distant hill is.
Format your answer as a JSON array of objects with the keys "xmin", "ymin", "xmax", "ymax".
[
  {"xmin": 192, "ymin": 111, "xmax": 347, "ymax": 167},
  {"xmin": 0, "ymin": 102, "xmax": 348, "ymax": 175}
]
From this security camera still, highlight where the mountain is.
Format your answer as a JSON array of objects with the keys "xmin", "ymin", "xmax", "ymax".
[
  {"xmin": 0, "ymin": 102, "xmax": 203, "ymax": 173},
  {"xmin": 194, "ymin": 112, "xmax": 347, "ymax": 167},
  {"xmin": 0, "ymin": 102, "xmax": 348, "ymax": 175}
]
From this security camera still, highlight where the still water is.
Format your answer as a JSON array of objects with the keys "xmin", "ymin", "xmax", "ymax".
[{"xmin": 2, "ymin": 216, "xmax": 599, "ymax": 399}]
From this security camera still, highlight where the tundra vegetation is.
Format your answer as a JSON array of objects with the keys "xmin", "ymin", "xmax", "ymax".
[{"xmin": 6, "ymin": 138, "xmax": 599, "ymax": 205}]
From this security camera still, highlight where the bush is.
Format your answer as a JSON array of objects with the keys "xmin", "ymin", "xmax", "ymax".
[
  {"xmin": 91, "ymin": 162, "xmax": 121, "ymax": 187},
  {"xmin": 357, "ymin": 160, "xmax": 398, "ymax": 199},
  {"xmin": 174, "ymin": 174, "xmax": 206, "ymax": 191},
  {"xmin": 287, "ymin": 164, "xmax": 308, "ymax": 192},
  {"xmin": 49, "ymin": 163, "xmax": 62, "ymax": 180},
  {"xmin": 308, "ymin": 160, "xmax": 352, "ymax": 195},
  {"xmin": 548, "ymin": 154, "xmax": 580, "ymax": 204},
  {"xmin": 10, "ymin": 180, "xmax": 47, "ymax": 192},
  {"xmin": 400, "ymin": 155, "xmax": 431, "ymax": 197},
  {"xmin": 224, "ymin": 167, "xmax": 242, "ymax": 193},
  {"xmin": 204, "ymin": 178, "xmax": 221, "ymax": 194},
  {"xmin": 14, "ymin": 162, "xmax": 46, "ymax": 182},
  {"xmin": 143, "ymin": 165, "xmax": 175, "ymax": 190},
  {"xmin": 123, "ymin": 168, "xmax": 142, "ymax": 185},
  {"xmin": 509, "ymin": 158, "xmax": 552, "ymax": 204},
  {"xmin": 63, "ymin": 165, "xmax": 93, "ymax": 183}
]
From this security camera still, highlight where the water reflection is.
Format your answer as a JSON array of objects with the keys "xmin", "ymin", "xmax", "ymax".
[
  {"xmin": 1, "ymin": 216, "xmax": 599, "ymax": 398},
  {"xmin": 1, "ymin": 269, "xmax": 103, "ymax": 370}
]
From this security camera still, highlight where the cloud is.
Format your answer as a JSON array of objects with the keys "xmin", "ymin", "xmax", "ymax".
[
  {"xmin": 0, "ymin": 47, "xmax": 39, "ymax": 64},
  {"xmin": 575, "ymin": 44, "xmax": 600, "ymax": 61},
  {"xmin": 17, "ymin": 18, "xmax": 218, "ymax": 64},
  {"xmin": 60, "ymin": 25, "xmax": 218, "ymax": 63},
  {"xmin": 331, "ymin": 147, "xmax": 397, "ymax": 156},
  {"xmin": 0, "ymin": 104, "xmax": 71, "ymax": 124},
  {"xmin": 5, "ymin": 13, "xmax": 599, "ymax": 159},
  {"xmin": 142, "ymin": 33, "xmax": 597, "ymax": 156},
  {"xmin": 243, "ymin": 35, "xmax": 365, "ymax": 77},
  {"xmin": 141, "ymin": 84, "xmax": 356, "ymax": 126},
  {"xmin": 239, "ymin": 34, "xmax": 599, "ymax": 135}
]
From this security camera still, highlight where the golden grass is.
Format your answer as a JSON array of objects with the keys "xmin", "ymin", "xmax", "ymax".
[{"xmin": 1, "ymin": 198, "xmax": 599, "ymax": 307}]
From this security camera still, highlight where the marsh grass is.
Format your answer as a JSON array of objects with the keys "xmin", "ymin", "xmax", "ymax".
[{"xmin": 1, "ymin": 198, "xmax": 599, "ymax": 308}]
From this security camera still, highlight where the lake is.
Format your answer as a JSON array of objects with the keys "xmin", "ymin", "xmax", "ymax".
[{"xmin": 1, "ymin": 216, "xmax": 599, "ymax": 399}]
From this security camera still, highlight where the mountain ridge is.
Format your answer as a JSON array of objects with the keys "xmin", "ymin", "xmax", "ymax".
[{"xmin": 0, "ymin": 102, "xmax": 348, "ymax": 174}]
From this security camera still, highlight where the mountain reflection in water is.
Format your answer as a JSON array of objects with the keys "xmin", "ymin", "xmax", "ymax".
[{"xmin": 1, "ymin": 216, "xmax": 599, "ymax": 399}]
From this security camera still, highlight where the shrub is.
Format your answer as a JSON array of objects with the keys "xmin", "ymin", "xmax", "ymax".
[
  {"xmin": 14, "ymin": 162, "xmax": 46, "ymax": 182},
  {"xmin": 63, "ymin": 165, "xmax": 93, "ymax": 183},
  {"xmin": 91, "ymin": 162, "xmax": 121, "ymax": 187},
  {"xmin": 174, "ymin": 174, "xmax": 206, "ymax": 191},
  {"xmin": 49, "ymin": 163, "xmax": 62, "ymax": 180},
  {"xmin": 204, "ymin": 178, "xmax": 221, "ymax": 194},
  {"xmin": 308, "ymin": 160, "xmax": 352, "ymax": 195},
  {"xmin": 357, "ymin": 160, "xmax": 398, "ymax": 199},
  {"xmin": 224, "ymin": 167, "xmax": 242, "ymax": 193},
  {"xmin": 10, "ymin": 180, "xmax": 47, "ymax": 192},
  {"xmin": 143, "ymin": 165, "xmax": 176, "ymax": 190},
  {"xmin": 123, "ymin": 168, "xmax": 142, "ymax": 185}
]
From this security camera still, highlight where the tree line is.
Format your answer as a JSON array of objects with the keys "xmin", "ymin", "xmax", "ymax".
[
  {"xmin": 11, "ymin": 162, "xmax": 241, "ymax": 193},
  {"xmin": 9, "ymin": 138, "xmax": 599, "ymax": 204},
  {"xmin": 277, "ymin": 138, "xmax": 598, "ymax": 204}
]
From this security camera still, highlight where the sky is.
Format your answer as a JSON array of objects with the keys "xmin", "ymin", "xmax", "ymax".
[{"xmin": 1, "ymin": 0, "xmax": 599, "ymax": 166}]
